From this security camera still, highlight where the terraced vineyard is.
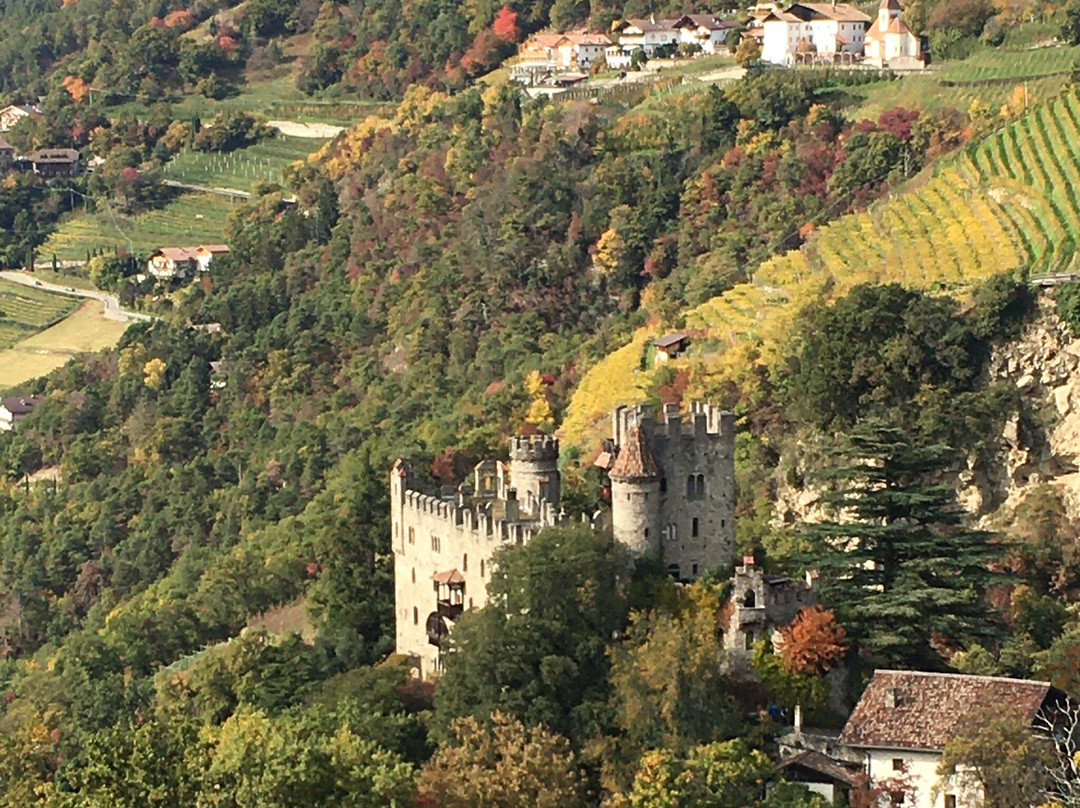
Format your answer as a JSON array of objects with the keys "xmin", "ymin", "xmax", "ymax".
[
  {"xmin": 163, "ymin": 135, "xmax": 323, "ymax": 192},
  {"xmin": 42, "ymin": 192, "xmax": 236, "ymax": 262},
  {"xmin": 562, "ymin": 86, "xmax": 1080, "ymax": 449},
  {"xmin": 0, "ymin": 280, "xmax": 78, "ymax": 349}
]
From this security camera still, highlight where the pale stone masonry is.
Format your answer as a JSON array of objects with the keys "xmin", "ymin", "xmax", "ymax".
[{"xmin": 391, "ymin": 401, "xmax": 736, "ymax": 677}]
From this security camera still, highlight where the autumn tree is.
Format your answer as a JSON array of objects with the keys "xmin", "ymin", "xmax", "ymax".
[
  {"xmin": 777, "ymin": 605, "xmax": 847, "ymax": 675},
  {"xmin": 492, "ymin": 6, "xmax": 520, "ymax": 42},
  {"xmin": 419, "ymin": 712, "xmax": 586, "ymax": 808},
  {"xmin": 735, "ymin": 36, "xmax": 761, "ymax": 67}
]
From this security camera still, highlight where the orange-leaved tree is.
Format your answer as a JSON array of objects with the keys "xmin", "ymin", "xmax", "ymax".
[{"xmin": 777, "ymin": 605, "xmax": 847, "ymax": 675}]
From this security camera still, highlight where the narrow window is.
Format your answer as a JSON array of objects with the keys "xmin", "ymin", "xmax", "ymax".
[
  {"xmin": 692, "ymin": 563, "xmax": 699, "ymax": 576},
  {"xmin": 413, "ymin": 607, "xmax": 418, "ymax": 625},
  {"xmin": 411, "ymin": 568, "xmax": 415, "ymax": 583},
  {"xmin": 469, "ymin": 597, "xmax": 474, "ymax": 609},
  {"xmin": 696, "ymin": 474, "xmax": 705, "ymax": 497},
  {"xmin": 660, "ymin": 477, "xmax": 667, "ymax": 493},
  {"xmin": 644, "ymin": 528, "xmax": 650, "ymax": 538},
  {"xmin": 721, "ymin": 519, "xmax": 725, "ymax": 528},
  {"xmin": 692, "ymin": 517, "xmax": 699, "ymax": 538},
  {"xmin": 686, "ymin": 475, "xmax": 695, "ymax": 498},
  {"xmin": 744, "ymin": 631, "xmax": 754, "ymax": 650},
  {"xmin": 408, "ymin": 527, "xmax": 415, "ymax": 544},
  {"xmin": 463, "ymin": 553, "xmax": 468, "ymax": 572}
]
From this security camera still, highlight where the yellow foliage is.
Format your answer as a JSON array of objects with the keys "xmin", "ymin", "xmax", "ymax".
[
  {"xmin": 143, "ymin": 357, "xmax": 167, "ymax": 389},
  {"xmin": 524, "ymin": 369, "xmax": 545, "ymax": 399},
  {"xmin": 594, "ymin": 227, "xmax": 627, "ymax": 276},
  {"xmin": 526, "ymin": 396, "xmax": 555, "ymax": 432}
]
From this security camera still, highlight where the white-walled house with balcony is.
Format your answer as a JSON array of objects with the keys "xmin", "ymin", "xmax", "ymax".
[{"xmin": 761, "ymin": 2, "xmax": 870, "ymax": 65}]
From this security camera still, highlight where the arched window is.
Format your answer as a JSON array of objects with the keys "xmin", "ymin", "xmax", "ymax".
[
  {"xmin": 463, "ymin": 553, "xmax": 468, "ymax": 572},
  {"xmin": 667, "ymin": 563, "xmax": 681, "ymax": 579},
  {"xmin": 686, "ymin": 475, "xmax": 695, "ymax": 498},
  {"xmin": 413, "ymin": 607, "xmax": 419, "ymax": 625},
  {"xmin": 692, "ymin": 517, "xmax": 699, "ymax": 537},
  {"xmin": 696, "ymin": 474, "xmax": 705, "ymax": 497},
  {"xmin": 744, "ymin": 590, "xmax": 756, "ymax": 608}
]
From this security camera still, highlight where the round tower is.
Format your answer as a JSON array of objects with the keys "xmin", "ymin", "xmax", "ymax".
[
  {"xmin": 609, "ymin": 424, "xmax": 662, "ymax": 556},
  {"xmin": 508, "ymin": 435, "xmax": 561, "ymax": 517}
]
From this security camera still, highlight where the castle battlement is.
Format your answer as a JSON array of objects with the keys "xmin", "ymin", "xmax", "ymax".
[
  {"xmin": 508, "ymin": 434, "xmax": 559, "ymax": 462},
  {"xmin": 611, "ymin": 401, "xmax": 734, "ymax": 449},
  {"xmin": 400, "ymin": 483, "xmax": 561, "ymax": 545}
]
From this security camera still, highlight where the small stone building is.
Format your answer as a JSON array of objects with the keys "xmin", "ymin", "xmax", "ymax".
[{"xmin": 723, "ymin": 555, "xmax": 818, "ymax": 654}]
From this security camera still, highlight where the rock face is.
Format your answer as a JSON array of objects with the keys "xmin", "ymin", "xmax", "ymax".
[
  {"xmin": 973, "ymin": 295, "xmax": 1080, "ymax": 524},
  {"xmin": 774, "ymin": 293, "xmax": 1080, "ymax": 528}
]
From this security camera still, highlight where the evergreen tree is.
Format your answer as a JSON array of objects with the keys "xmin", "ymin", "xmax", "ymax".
[{"xmin": 800, "ymin": 420, "xmax": 1006, "ymax": 668}]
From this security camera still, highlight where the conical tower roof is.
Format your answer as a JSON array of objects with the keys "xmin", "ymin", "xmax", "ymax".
[{"xmin": 610, "ymin": 424, "xmax": 661, "ymax": 481}]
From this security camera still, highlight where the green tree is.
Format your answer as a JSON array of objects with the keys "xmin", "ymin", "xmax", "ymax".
[
  {"xmin": 799, "ymin": 420, "xmax": 1006, "ymax": 667},
  {"xmin": 1062, "ymin": 0, "xmax": 1080, "ymax": 45},
  {"xmin": 433, "ymin": 524, "xmax": 632, "ymax": 747},
  {"xmin": 419, "ymin": 712, "xmax": 586, "ymax": 808}
]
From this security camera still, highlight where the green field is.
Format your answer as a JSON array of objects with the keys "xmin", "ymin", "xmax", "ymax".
[
  {"xmin": 163, "ymin": 135, "xmax": 324, "ymax": 192},
  {"xmin": 0, "ymin": 280, "xmax": 78, "ymax": 349},
  {"xmin": 850, "ymin": 44, "xmax": 1080, "ymax": 119},
  {"xmin": 42, "ymin": 192, "xmax": 236, "ymax": 262}
]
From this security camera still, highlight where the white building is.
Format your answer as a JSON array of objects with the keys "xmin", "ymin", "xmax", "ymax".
[
  {"xmin": 864, "ymin": 0, "xmax": 922, "ymax": 68},
  {"xmin": 612, "ymin": 16, "xmax": 682, "ymax": 56},
  {"xmin": 516, "ymin": 30, "xmax": 612, "ymax": 73},
  {"xmin": 147, "ymin": 244, "xmax": 229, "ymax": 280},
  {"xmin": 675, "ymin": 14, "xmax": 740, "ymax": 53},
  {"xmin": 0, "ymin": 104, "xmax": 39, "ymax": 133},
  {"xmin": 761, "ymin": 2, "xmax": 870, "ymax": 66},
  {"xmin": 839, "ymin": 671, "xmax": 1065, "ymax": 808}
]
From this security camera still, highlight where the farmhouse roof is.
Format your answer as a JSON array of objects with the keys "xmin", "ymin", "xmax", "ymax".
[
  {"xmin": 839, "ymin": 670, "xmax": 1061, "ymax": 752},
  {"xmin": 796, "ymin": 2, "xmax": 871, "ymax": 22},
  {"xmin": 1, "ymin": 395, "xmax": 39, "ymax": 415},
  {"xmin": 197, "ymin": 244, "xmax": 230, "ymax": 254},
  {"xmin": 623, "ymin": 16, "xmax": 681, "ymax": 32},
  {"xmin": 525, "ymin": 32, "xmax": 566, "ymax": 49},
  {"xmin": 30, "ymin": 148, "xmax": 79, "ymax": 164},
  {"xmin": 0, "ymin": 137, "xmax": 13, "ymax": 151},
  {"xmin": 651, "ymin": 331, "xmax": 688, "ymax": 349},
  {"xmin": 154, "ymin": 247, "xmax": 199, "ymax": 262},
  {"xmin": 678, "ymin": 14, "xmax": 740, "ymax": 29},
  {"xmin": 779, "ymin": 751, "xmax": 863, "ymax": 787},
  {"xmin": 610, "ymin": 424, "xmax": 660, "ymax": 481}
]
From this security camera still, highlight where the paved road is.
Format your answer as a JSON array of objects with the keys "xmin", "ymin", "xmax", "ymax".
[
  {"xmin": 0, "ymin": 270, "xmax": 155, "ymax": 323},
  {"xmin": 164, "ymin": 179, "xmax": 250, "ymax": 199}
]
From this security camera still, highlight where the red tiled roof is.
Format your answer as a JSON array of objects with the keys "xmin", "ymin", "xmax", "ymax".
[
  {"xmin": 839, "ymin": 671, "xmax": 1058, "ymax": 751},
  {"xmin": 432, "ymin": 569, "xmax": 465, "ymax": 585},
  {"xmin": 610, "ymin": 424, "xmax": 660, "ymax": 481},
  {"xmin": 798, "ymin": 2, "xmax": 872, "ymax": 22}
]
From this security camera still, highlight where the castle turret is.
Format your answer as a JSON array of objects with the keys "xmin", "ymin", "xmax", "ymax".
[
  {"xmin": 509, "ymin": 434, "xmax": 561, "ymax": 517},
  {"xmin": 609, "ymin": 424, "xmax": 662, "ymax": 556}
]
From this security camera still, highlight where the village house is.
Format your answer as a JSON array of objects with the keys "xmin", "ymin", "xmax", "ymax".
[
  {"xmin": 778, "ymin": 750, "xmax": 863, "ymax": 805},
  {"xmin": 611, "ymin": 16, "xmax": 683, "ymax": 56},
  {"xmin": 147, "ymin": 245, "xmax": 229, "ymax": 280},
  {"xmin": 0, "ymin": 104, "xmax": 39, "ymax": 133},
  {"xmin": 838, "ymin": 671, "xmax": 1067, "ymax": 808},
  {"xmin": 761, "ymin": 2, "xmax": 870, "ymax": 65},
  {"xmin": 0, "ymin": 395, "xmax": 41, "ymax": 432},
  {"xmin": 675, "ymin": 14, "xmax": 740, "ymax": 53},
  {"xmin": 29, "ymin": 148, "xmax": 81, "ymax": 178},
  {"xmin": 516, "ymin": 30, "xmax": 612, "ymax": 74},
  {"xmin": 864, "ymin": 0, "xmax": 923, "ymax": 68}
]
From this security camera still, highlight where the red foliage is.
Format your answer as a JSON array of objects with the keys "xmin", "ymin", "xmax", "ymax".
[
  {"xmin": 777, "ymin": 605, "xmax": 847, "ymax": 675},
  {"xmin": 217, "ymin": 35, "xmax": 238, "ymax": 57},
  {"xmin": 493, "ymin": 5, "xmax": 521, "ymax": 41},
  {"xmin": 877, "ymin": 107, "xmax": 920, "ymax": 141}
]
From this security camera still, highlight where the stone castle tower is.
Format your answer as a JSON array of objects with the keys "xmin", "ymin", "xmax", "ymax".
[
  {"xmin": 600, "ymin": 401, "xmax": 736, "ymax": 580},
  {"xmin": 391, "ymin": 401, "xmax": 736, "ymax": 677}
]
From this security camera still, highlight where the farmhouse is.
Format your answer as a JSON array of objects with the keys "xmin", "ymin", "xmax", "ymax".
[
  {"xmin": 517, "ymin": 30, "xmax": 612, "ymax": 73},
  {"xmin": 839, "ymin": 671, "xmax": 1066, "ymax": 808},
  {"xmin": 651, "ymin": 331, "xmax": 689, "ymax": 362},
  {"xmin": 674, "ymin": 14, "xmax": 740, "ymax": 53},
  {"xmin": 0, "ymin": 104, "xmax": 39, "ymax": 132},
  {"xmin": 761, "ymin": 2, "xmax": 870, "ymax": 65},
  {"xmin": 611, "ymin": 16, "xmax": 682, "ymax": 56},
  {"xmin": 0, "ymin": 395, "xmax": 41, "ymax": 432},
  {"xmin": 29, "ymin": 148, "xmax": 81, "ymax": 178},
  {"xmin": 148, "ymin": 244, "xmax": 229, "ymax": 280}
]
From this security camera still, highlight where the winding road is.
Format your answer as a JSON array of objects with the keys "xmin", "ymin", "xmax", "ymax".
[{"xmin": 0, "ymin": 270, "xmax": 155, "ymax": 323}]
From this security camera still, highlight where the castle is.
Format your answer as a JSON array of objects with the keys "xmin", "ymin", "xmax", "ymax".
[{"xmin": 391, "ymin": 401, "xmax": 736, "ymax": 677}]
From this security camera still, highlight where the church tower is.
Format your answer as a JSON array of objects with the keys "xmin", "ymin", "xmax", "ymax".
[{"xmin": 879, "ymin": 0, "xmax": 901, "ymax": 30}]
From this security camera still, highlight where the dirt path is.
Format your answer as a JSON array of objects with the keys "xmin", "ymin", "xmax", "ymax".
[{"xmin": 267, "ymin": 120, "xmax": 345, "ymax": 138}]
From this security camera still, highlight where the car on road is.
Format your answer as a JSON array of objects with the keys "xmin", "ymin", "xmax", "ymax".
[
  {"xmin": 66, "ymin": 287, "xmax": 75, "ymax": 292},
  {"xmin": 33, "ymin": 280, "xmax": 41, "ymax": 286}
]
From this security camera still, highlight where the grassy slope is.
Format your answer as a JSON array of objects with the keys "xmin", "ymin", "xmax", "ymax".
[
  {"xmin": 41, "ymin": 192, "xmax": 237, "ymax": 262},
  {"xmin": 0, "ymin": 300, "xmax": 129, "ymax": 390},
  {"xmin": 0, "ymin": 280, "xmax": 78, "ymax": 349},
  {"xmin": 562, "ymin": 84, "xmax": 1080, "ymax": 450}
]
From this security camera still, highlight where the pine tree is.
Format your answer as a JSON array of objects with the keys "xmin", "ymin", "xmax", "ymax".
[{"xmin": 800, "ymin": 419, "xmax": 1006, "ymax": 668}]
